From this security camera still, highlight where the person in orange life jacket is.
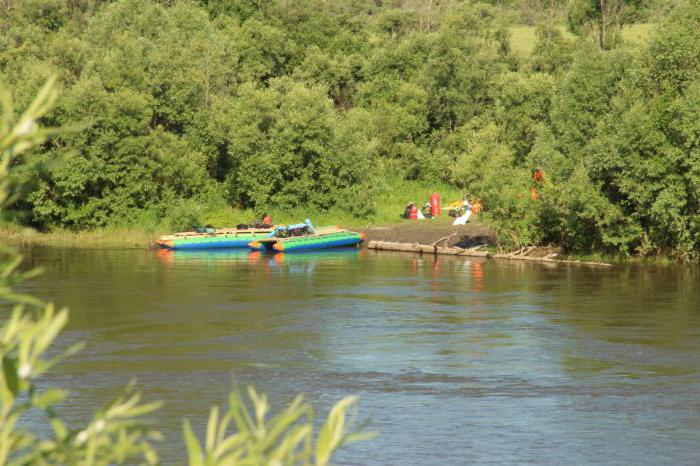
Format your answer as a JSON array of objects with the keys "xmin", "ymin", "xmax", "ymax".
[
  {"xmin": 531, "ymin": 168, "xmax": 545, "ymax": 201},
  {"xmin": 472, "ymin": 197, "xmax": 483, "ymax": 214}
]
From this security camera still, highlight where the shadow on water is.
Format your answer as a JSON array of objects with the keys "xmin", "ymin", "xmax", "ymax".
[{"xmin": 15, "ymin": 246, "xmax": 700, "ymax": 465}]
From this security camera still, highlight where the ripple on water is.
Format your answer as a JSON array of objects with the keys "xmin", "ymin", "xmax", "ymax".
[{"xmin": 16, "ymin": 247, "xmax": 700, "ymax": 465}]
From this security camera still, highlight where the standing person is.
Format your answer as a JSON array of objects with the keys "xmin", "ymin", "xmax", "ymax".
[
  {"xmin": 531, "ymin": 168, "xmax": 544, "ymax": 201},
  {"xmin": 472, "ymin": 197, "xmax": 483, "ymax": 215}
]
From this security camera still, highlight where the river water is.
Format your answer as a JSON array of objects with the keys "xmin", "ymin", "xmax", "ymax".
[{"xmin": 19, "ymin": 246, "xmax": 700, "ymax": 465}]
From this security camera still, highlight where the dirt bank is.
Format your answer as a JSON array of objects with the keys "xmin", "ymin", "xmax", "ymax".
[
  {"xmin": 363, "ymin": 218, "xmax": 495, "ymax": 248},
  {"xmin": 361, "ymin": 217, "xmax": 567, "ymax": 260}
]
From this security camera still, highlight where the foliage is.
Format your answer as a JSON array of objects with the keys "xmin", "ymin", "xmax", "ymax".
[
  {"xmin": 448, "ymin": 124, "xmax": 542, "ymax": 249},
  {"xmin": 182, "ymin": 387, "xmax": 371, "ymax": 466},
  {"xmin": 530, "ymin": 23, "xmax": 574, "ymax": 72},
  {"xmin": 491, "ymin": 71, "xmax": 554, "ymax": 160},
  {"xmin": 216, "ymin": 78, "xmax": 376, "ymax": 216},
  {"xmin": 1, "ymin": 74, "xmax": 161, "ymax": 466},
  {"xmin": 566, "ymin": 0, "xmax": 643, "ymax": 50},
  {"xmin": 0, "ymin": 300, "xmax": 162, "ymax": 466}
]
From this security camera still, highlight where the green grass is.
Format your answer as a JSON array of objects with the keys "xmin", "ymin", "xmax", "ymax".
[
  {"xmin": 508, "ymin": 25, "xmax": 575, "ymax": 56},
  {"xmin": 621, "ymin": 23, "xmax": 655, "ymax": 44},
  {"xmin": 508, "ymin": 23, "xmax": 655, "ymax": 56},
  {"xmin": 200, "ymin": 177, "xmax": 464, "ymax": 230},
  {"xmin": 0, "ymin": 223, "xmax": 157, "ymax": 248}
]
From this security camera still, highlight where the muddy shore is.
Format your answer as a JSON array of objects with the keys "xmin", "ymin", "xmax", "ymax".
[
  {"xmin": 362, "ymin": 218, "xmax": 569, "ymax": 262},
  {"xmin": 363, "ymin": 218, "xmax": 494, "ymax": 248}
]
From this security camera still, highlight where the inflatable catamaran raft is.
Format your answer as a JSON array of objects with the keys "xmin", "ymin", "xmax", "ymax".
[
  {"xmin": 157, "ymin": 226, "xmax": 275, "ymax": 250},
  {"xmin": 248, "ymin": 220, "xmax": 363, "ymax": 252}
]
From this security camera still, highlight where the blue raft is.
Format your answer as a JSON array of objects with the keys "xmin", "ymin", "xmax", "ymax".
[{"xmin": 157, "ymin": 227, "xmax": 275, "ymax": 250}]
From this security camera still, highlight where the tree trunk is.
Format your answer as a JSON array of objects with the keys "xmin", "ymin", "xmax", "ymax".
[
  {"xmin": 599, "ymin": 0, "xmax": 606, "ymax": 50},
  {"xmin": 549, "ymin": 0, "xmax": 554, "ymax": 22},
  {"xmin": 596, "ymin": 0, "xmax": 627, "ymax": 50},
  {"xmin": 203, "ymin": 53, "xmax": 211, "ymax": 109},
  {"xmin": 423, "ymin": 0, "xmax": 433, "ymax": 33},
  {"xmin": 2, "ymin": 0, "xmax": 10, "ymax": 36}
]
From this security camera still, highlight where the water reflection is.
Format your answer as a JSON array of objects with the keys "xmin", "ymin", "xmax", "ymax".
[
  {"xmin": 156, "ymin": 247, "xmax": 360, "ymax": 269},
  {"xmin": 17, "ymin": 247, "xmax": 700, "ymax": 465}
]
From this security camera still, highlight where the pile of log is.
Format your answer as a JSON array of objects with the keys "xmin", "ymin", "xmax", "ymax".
[{"xmin": 366, "ymin": 240, "xmax": 612, "ymax": 267}]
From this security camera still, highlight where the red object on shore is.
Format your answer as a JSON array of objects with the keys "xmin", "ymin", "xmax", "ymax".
[
  {"xmin": 533, "ymin": 169, "xmax": 545, "ymax": 183},
  {"xmin": 430, "ymin": 192, "xmax": 440, "ymax": 217},
  {"xmin": 409, "ymin": 204, "xmax": 418, "ymax": 220}
]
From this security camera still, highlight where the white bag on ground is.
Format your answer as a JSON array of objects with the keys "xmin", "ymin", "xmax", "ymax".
[{"xmin": 452, "ymin": 204, "xmax": 471, "ymax": 226}]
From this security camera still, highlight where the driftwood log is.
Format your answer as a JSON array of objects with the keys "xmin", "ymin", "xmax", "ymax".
[
  {"xmin": 430, "ymin": 231, "xmax": 458, "ymax": 247},
  {"xmin": 366, "ymin": 241, "xmax": 612, "ymax": 267},
  {"xmin": 367, "ymin": 240, "xmax": 491, "ymax": 257}
]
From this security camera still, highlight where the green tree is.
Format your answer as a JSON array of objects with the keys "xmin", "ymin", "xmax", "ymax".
[
  {"xmin": 550, "ymin": 45, "xmax": 633, "ymax": 158},
  {"xmin": 420, "ymin": 10, "xmax": 505, "ymax": 131},
  {"xmin": 644, "ymin": 0, "xmax": 700, "ymax": 93},
  {"xmin": 216, "ymin": 79, "xmax": 376, "ymax": 215},
  {"xmin": 491, "ymin": 72, "xmax": 555, "ymax": 161},
  {"xmin": 530, "ymin": 22, "xmax": 574, "ymax": 73},
  {"xmin": 567, "ymin": 0, "xmax": 642, "ymax": 50}
]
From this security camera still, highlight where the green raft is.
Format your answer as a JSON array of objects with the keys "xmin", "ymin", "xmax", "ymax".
[{"xmin": 248, "ymin": 228, "xmax": 363, "ymax": 252}]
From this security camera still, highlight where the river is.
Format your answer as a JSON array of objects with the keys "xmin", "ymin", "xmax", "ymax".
[{"xmin": 19, "ymin": 246, "xmax": 700, "ymax": 465}]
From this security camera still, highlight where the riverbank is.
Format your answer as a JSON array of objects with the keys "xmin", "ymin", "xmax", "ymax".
[
  {"xmin": 364, "ymin": 219, "xmax": 687, "ymax": 266},
  {"xmin": 0, "ymin": 176, "xmax": 469, "ymax": 248},
  {"xmin": 363, "ymin": 218, "xmax": 603, "ymax": 266},
  {"xmin": 364, "ymin": 218, "xmax": 494, "ymax": 249},
  {"xmin": 2, "ymin": 215, "xmax": 492, "ymax": 250},
  {"xmin": 0, "ymin": 218, "xmax": 684, "ymax": 265},
  {"xmin": 0, "ymin": 177, "xmax": 466, "ymax": 248},
  {"xmin": 0, "ymin": 225, "xmax": 156, "ymax": 249}
]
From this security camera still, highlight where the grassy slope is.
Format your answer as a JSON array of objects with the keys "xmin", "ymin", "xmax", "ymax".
[
  {"xmin": 620, "ymin": 23, "xmax": 655, "ymax": 43},
  {"xmin": 509, "ymin": 25, "xmax": 576, "ymax": 55},
  {"xmin": 200, "ymin": 178, "xmax": 464, "ymax": 230},
  {"xmin": 509, "ymin": 23, "xmax": 655, "ymax": 56},
  {"xmin": 0, "ymin": 223, "xmax": 155, "ymax": 248}
]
